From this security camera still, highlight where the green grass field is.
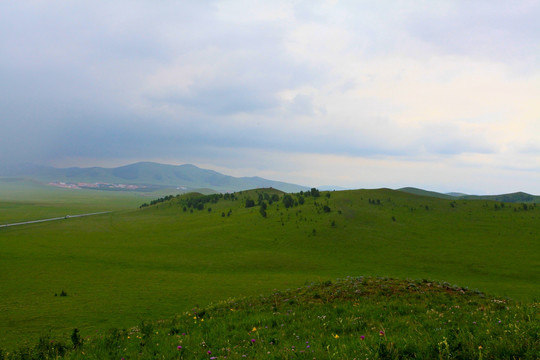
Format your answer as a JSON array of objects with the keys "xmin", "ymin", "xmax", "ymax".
[
  {"xmin": 6, "ymin": 277, "xmax": 538, "ymax": 359},
  {"xmin": 1, "ymin": 187, "xmax": 539, "ymax": 354},
  {"xmin": 0, "ymin": 180, "xmax": 147, "ymax": 224}
]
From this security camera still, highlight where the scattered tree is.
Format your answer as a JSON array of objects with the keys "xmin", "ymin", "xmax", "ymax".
[{"xmin": 282, "ymin": 194, "xmax": 294, "ymax": 208}]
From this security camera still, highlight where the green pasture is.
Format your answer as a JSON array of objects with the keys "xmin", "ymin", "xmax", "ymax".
[
  {"xmin": 0, "ymin": 179, "xmax": 177, "ymax": 224},
  {"xmin": 0, "ymin": 188, "xmax": 538, "ymax": 349},
  {"xmin": 5, "ymin": 277, "xmax": 538, "ymax": 359}
]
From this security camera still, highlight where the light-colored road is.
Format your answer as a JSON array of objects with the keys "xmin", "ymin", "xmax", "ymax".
[{"xmin": 0, "ymin": 211, "xmax": 111, "ymax": 228}]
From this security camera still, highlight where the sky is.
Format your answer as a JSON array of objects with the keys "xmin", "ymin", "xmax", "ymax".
[{"xmin": 1, "ymin": 1, "xmax": 539, "ymax": 194}]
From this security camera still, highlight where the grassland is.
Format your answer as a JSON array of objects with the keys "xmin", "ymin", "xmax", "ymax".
[
  {"xmin": 0, "ymin": 180, "xmax": 146, "ymax": 224},
  {"xmin": 4, "ymin": 277, "xmax": 538, "ymax": 359},
  {"xmin": 1, "ymin": 187, "xmax": 539, "ymax": 355}
]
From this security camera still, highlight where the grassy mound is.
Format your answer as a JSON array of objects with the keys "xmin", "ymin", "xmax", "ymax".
[{"xmin": 4, "ymin": 277, "xmax": 538, "ymax": 359}]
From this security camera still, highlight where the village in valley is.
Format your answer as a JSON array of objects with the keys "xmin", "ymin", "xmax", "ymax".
[{"xmin": 47, "ymin": 181, "xmax": 146, "ymax": 191}]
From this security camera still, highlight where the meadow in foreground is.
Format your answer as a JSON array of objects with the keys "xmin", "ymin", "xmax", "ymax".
[
  {"xmin": 1, "ymin": 188, "xmax": 538, "ymax": 349},
  {"xmin": 2, "ymin": 277, "xmax": 538, "ymax": 359}
]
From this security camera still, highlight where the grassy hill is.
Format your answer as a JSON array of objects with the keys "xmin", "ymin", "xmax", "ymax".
[
  {"xmin": 0, "ymin": 188, "xmax": 539, "ymax": 353},
  {"xmin": 397, "ymin": 187, "xmax": 456, "ymax": 200},
  {"xmin": 398, "ymin": 187, "xmax": 540, "ymax": 203},
  {"xmin": 4, "ymin": 277, "xmax": 538, "ymax": 359},
  {"xmin": 460, "ymin": 191, "xmax": 540, "ymax": 203},
  {"xmin": 0, "ymin": 162, "xmax": 308, "ymax": 193}
]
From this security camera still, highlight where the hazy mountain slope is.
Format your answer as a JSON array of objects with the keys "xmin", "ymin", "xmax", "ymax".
[{"xmin": 0, "ymin": 162, "xmax": 309, "ymax": 193}]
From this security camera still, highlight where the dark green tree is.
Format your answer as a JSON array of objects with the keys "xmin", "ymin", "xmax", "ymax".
[{"xmin": 282, "ymin": 194, "xmax": 294, "ymax": 208}]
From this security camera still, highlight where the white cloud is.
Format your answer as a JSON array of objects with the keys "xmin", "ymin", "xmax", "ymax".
[{"xmin": 1, "ymin": 0, "xmax": 539, "ymax": 193}]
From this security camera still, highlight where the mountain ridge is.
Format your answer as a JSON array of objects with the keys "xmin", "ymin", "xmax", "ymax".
[{"xmin": 0, "ymin": 162, "xmax": 309, "ymax": 193}]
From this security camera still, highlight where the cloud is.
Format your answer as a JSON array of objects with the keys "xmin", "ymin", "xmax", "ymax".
[
  {"xmin": 405, "ymin": 0, "xmax": 540, "ymax": 68},
  {"xmin": 0, "ymin": 1, "xmax": 539, "ymax": 193}
]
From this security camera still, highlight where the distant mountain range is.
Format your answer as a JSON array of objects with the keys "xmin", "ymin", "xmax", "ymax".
[
  {"xmin": 0, "ymin": 162, "xmax": 309, "ymax": 193},
  {"xmin": 398, "ymin": 187, "xmax": 540, "ymax": 203},
  {"xmin": 1, "ymin": 163, "xmax": 537, "ymax": 200}
]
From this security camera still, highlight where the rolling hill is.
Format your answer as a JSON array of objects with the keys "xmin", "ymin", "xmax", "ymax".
[
  {"xmin": 398, "ymin": 187, "xmax": 539, "ymax": 203},
  {"xmin": 1, "ymin": 187, "xmax": 538, "ymax": 350}
]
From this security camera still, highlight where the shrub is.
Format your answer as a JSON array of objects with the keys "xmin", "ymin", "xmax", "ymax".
[{"xmin": 71, "ymin": 328, "xmax": 82, "ymax": 349}]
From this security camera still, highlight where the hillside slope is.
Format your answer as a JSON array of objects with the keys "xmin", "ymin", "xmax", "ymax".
[
  {"xmin": 1, "ymin": 188, "xmax": 538, "ymax": 349},
  {"xmin": 398, "ymin": 187, "xmax": 539, "ymax": 203}
]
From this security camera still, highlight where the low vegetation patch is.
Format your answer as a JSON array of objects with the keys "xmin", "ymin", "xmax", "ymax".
[{"xmin": 2, "ymin": 277, "xmax": 537, "ymax": 359}]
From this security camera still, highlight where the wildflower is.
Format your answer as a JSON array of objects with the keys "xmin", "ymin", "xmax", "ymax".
[
  {"xmin": 252, "ymin": 327, "xmax": 257, "ymax": 332},
  {"xmin": 333, "ymin": 334, "xmax": 339, "ymax": 339},
  {"xmin": 379, "ymin": 331, "xmax": 385, "ymax": 336},
  {"xmin": 177, "ymin": 346, "xmax": 182, "ymax": 350},
  {"xmin": 182, "ymin": 333, "xmax": 186, "ymax": 336},
  {"xmin": 360, "ymin": 335, "xmax": 365, "ymax": 340},
  {"xmin": 207, "ymin": 350, "xmax": 212, "ymax": 354},
  {"xmin": 478, "ymin": 345, "xmax": 483, "ymax": 350},
  {"xmin": 251, "ymin": 338, "xmax": 256, "ymax": 343},
  {"xmin": 307, "ymin": 345, "xmax": 310, "ymax": 348}
]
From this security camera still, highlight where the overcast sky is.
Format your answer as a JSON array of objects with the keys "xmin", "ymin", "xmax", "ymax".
[{"xmin": 1, "ymin": 1, "xmax": 539, "ymax": 194}]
